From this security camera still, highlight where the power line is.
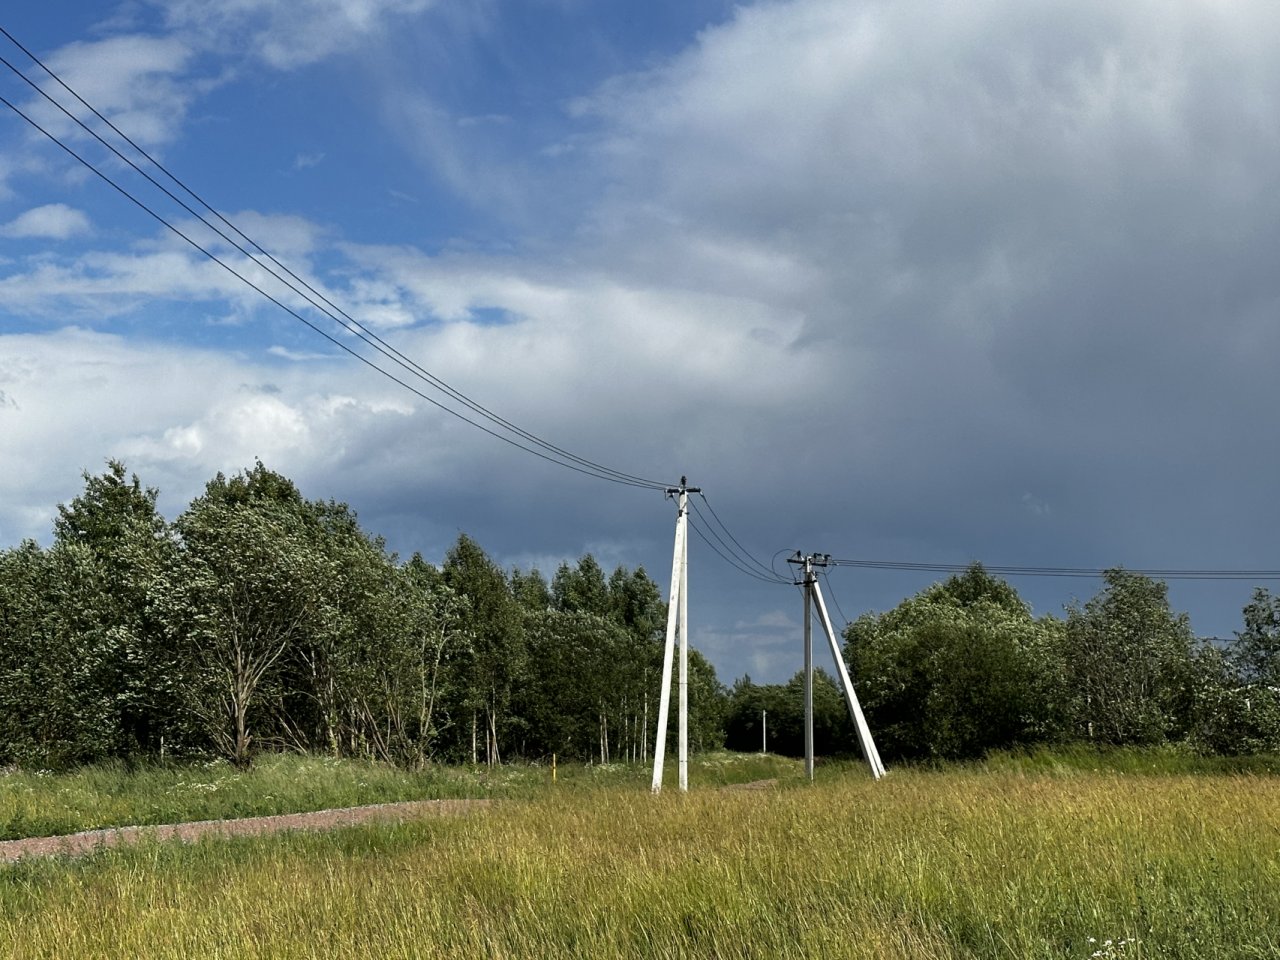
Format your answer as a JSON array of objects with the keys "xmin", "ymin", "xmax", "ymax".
[
  {"xmin": 688, "ymin": 496, "xmax": 789, "ymax": 584},
  {"xmin": 686, "ymin": 514, "xmax": 789, "ymax": 586},
  {"xmin": 0, "ymin": 88, "xmax": 668, "ymax": 490},
  {"xmin": 0, "ymin": 29, "xmax": 671, "ymax": 492},
  {"xmin": 13, "ymin": 27, "xmax": 1279, "ymax": 591},
  {"xmin": 693, "ymin": 492, "xmax": 788, "ymax": 583},
  {"xmin": 828, "ymin": 559, "xmax": 1280, "ymax": 581},
  {"xmin": 818, "ymin": 569, "xmax": 852, "ymax": 627},
  {"xmin": 772, "ymin": 548, "xmax": 797, "ymax": 582}
]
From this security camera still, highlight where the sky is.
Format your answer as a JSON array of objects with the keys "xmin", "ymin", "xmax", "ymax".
[{"xmin": 3, "ymin": 0, "xmax": 1280, "ymax": 685}]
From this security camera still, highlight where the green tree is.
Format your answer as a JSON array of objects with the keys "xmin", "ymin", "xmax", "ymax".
[
  {"xmin": 1234, "ymin": 588, "xmax": 1280, "ymax": 685},
  {"xmin": 444, "ymin": 534, "xmax": 524, "ymax": 765},
  {"xmin": 0, "ymin": 462, "xmax": 180, "ymax": 767},
  {"xmin": 607, "ymin": 565, "xmax": 667, "ymax": 761},
  {"xmin": 510, "ymin": 567, "xmax": 552, "ymax": 613},
  {"xmin": 0, "ymin": 541, "xmax": 117, "ymax": 767},
  {"xmin": 520, "ymin": 609, "xmax": 630, "ymax": 760},
  {"xmin": 552, "ymin": 555, "xmax": 610, "ymax": 616},
  {"xmin": 161, "ymin": 466, "xmax": 329, "ymax": 767},
  {"xmin": 1183, "ymin": 590, "xmax": 1280, "ymax": 755},
  {"xmin": 283, "ymin": 497, "xmax": 395, "ymax": 757},
  {"xmin": 844, "ymin": 565, "xmax": 1059, "ymax": 760},
  {"xmin": 341, "ymin": 556, "xmax": 471, "ymax": 767},
  {"xmin": 52, "ymin": 460, "xmax": 179, "ymax": 756},
  {"xmin": 1060, "ymin": 569, "xmax": 1197, "ymax": 745},
  {"xmin": 724, "ymin": 671, "xmax": 852, "ymax": 757}
]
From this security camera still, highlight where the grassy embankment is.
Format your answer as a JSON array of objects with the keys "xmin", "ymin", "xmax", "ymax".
[{"xmin": 1, "ymin": 750, "xmax": 1277, "ymax": 959}]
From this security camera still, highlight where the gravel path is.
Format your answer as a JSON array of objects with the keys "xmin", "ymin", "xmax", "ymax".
[{"xmin": 0, "ymin": 798, "xmax": 491, "ymax": 864}]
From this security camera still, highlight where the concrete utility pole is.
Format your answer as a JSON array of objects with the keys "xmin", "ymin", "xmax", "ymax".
[
  {"xmin": 788, "ymin": 552, "xmax": 887, "ymax": 781},
  {"xmin": 652, "ymin": 476, "xmax": 700, "ymax": 794}
]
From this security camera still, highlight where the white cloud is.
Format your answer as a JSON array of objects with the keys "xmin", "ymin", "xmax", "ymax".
[
  {"xmin": 33, "ymin": 34, "xmax": 196, "ymax": 148},
  {"xmin": 197, "ymin": 209, "xmax": 329, "ymax": 261},
  {"xmin": 0, "ymin": 247, "xmax": 250, "ymax": 319},
  {"xmin": 159, "ymin": 0, "xmax": 437, "ymax": 69},
  {"xmin": 0, "ymin": 327, "xmax": 424, "ymax": 542},
  {"xmin": 737, "ymin": 610, "xmax": 795, "ymax": 631},
  {"xmin": 267, "ymin": 345, "xmax": 338, "ymax": 362},
  {"xmin": 9, "ymin": 0, "xmax": 1280, "ymax": 678},
  {"xmin": 0, "ymin": 204, "xmax": 91, "ymax": 240},
  {"xmin": 0, "ymin": 209, "xmax": 336, "ymax": 320},
  {"xmin": 1021, "ymin": 493, "xmax": 1052, "ymax": 518}
]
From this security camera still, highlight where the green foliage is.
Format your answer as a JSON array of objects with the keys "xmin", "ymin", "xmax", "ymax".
[
  {"xmin": 0, "ymin": 461, "xmax": 182, "ymax": 768},
  {"xmin": 0, "ymin": 540, "xmax": 121, "ymax": 767},
  {"xmin": 684, "ymin": 647, "xmax": 728, "ymax": 752},
  {"xmin": 517, "ymin": 557, "xmax": 721, "ymax": 762},
  {"xmin": 0, "ymin": 462, "xmax": 724, "ymax": 772},
  {"xmin": 521, "ymin": 609, "xmax": 633, "ymax": 758},
  {"xmin": 1183, "ymin": 603, "xmax": 1280, "ymax": 755},
  {"xmin": 165, "ymin": 472, "xmax": 331, "ymax": 767},
  {"xmin": 1059, "ymin": 569, "xmax": 1198, "ymax": 745},
  {"xmin": 444, "ymin": 534, "xmax": 525, "ymax": 765},
  {"xmin": 509, "ymin": 566, "xmax": 552, "ymax": 612},
  {"xmin": 724, "ymin": 671, "xmax": 854, "ymax": 757},
  {"xmin": 843, "ymin": 564, "xmax": 1058, "ymax": 760},
  {"xmin": 551, "ymin": 554, "xmax": 609, "ymax": 615},
  {"xmin": 1235, "ymin": 587, "xmax": 1280, "ymax": 685}
]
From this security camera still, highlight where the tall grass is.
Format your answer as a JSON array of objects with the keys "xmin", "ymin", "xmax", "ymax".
[
  {"xmin": 1, "ymin": 757, "xmax": 1277, "ymax": 958},
  {"xmin": 0, "ymin": 751, "xmax": 796, "ymax": 840}
]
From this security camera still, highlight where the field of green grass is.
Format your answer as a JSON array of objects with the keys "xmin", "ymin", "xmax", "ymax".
[{"xmin": 1, "ymin": 750, "xmax": 1277, "ymax": 959}]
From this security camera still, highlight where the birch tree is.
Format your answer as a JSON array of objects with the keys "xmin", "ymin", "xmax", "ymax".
[{"xmin": 163, "ymin": 469, "xmax": 326, "ymax": 768}]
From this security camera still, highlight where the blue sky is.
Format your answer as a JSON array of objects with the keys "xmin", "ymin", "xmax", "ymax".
[{"xmin": 4, "ymin": 0, "xmax": 1280, "ymax": 684}]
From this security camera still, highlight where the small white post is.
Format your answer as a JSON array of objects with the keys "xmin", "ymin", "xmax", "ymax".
[{"xmin": 761, "ymin": 710, "xmax": 767, "ymax": 754}]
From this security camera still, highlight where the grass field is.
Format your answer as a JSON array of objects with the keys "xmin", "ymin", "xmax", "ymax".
[{"xmin": 1, "ymin": 750, "xmax": 1277, "ymax": 959}]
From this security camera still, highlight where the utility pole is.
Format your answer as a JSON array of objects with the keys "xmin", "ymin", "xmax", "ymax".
[
  {"xmin": 788, "ymin": 552, "xmax": 886, "ymax": 780},
  {"xmin": 652, "ymin": 476, "xmax": 700, "ymax": 794}
]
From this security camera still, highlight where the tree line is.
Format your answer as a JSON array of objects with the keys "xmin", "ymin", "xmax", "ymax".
[
  {"xmin": 7, "ymin": 461, "xmax": 1278, "ymax": 772},
  {"xmin": 725, "ymin": 564, "xmax": 1280, "ymax": 761},
  {"xmin": 0, "ymin": 461, "xmax": 725, "ymax": 770}
]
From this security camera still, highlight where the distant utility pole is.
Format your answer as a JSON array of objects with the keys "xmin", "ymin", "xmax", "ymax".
[
  {"xmin": 787, "ymin": 552, "xmax": 886, "ymax": 781},
  {"xmin": 652, "ymin": 476, "xmax": 700, "ymax": 794}
]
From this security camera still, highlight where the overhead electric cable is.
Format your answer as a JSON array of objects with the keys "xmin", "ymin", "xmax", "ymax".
[
  {"xmin": 818, "ymin": 569, "xmax": 852, "ymax": 627},
  {"xmin": 0, "ymin": 28, "xmax": 671, "ymax": 491},
  {"xmin": 686, "ymin": 515, "xmax": 790, "ymax": 586},
  {"xmin": 692, "ymin": 492, "xmax": 788, "ymax": 583},
  {"xmin": 0, "ymin": 90, "xmax": 667, "ymax": 489},
  {"xmin": 688, "ymin": 498, "xmax": 789, "ymax": 584},
  {"xmin": 773, "ymin": 548, "xmax": 798, "ymax": 583},
  {"xmin": 828, "ymin": 559, "xmax": 1280, "ymax": 581}
]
